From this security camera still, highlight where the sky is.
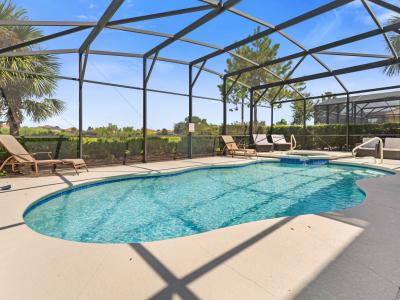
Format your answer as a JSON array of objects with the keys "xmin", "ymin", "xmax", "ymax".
[{"xmin": 9, "ymin": 0, "xmax": 400, "ymax": 130}]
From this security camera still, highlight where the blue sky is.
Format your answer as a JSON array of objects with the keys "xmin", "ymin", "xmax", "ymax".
[{"xmin": 11, "ymin": 0, "xmax": 400, "ymax": 129}]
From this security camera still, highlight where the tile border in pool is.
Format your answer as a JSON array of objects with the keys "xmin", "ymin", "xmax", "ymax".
[
  {"xmin": 281, "ymin": 153, "xmax": 330, "ymax": 160},
  {"xmin": 22, "ymin": 158, "xmax": 397, "ymax": 221}
]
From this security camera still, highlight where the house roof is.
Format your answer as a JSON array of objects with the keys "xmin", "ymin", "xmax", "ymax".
[{"xmin": 315, "ymin": 91, "xmax": 400, "ymax": 106}]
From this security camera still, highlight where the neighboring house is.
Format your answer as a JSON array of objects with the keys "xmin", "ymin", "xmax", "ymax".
[
  {"xmin": 41, "ymin": 125, "xmax": 62, "ymax": 133},
  {"xmin": 314, "ymin": 91, "xmax": 400, "ymax": 125}
]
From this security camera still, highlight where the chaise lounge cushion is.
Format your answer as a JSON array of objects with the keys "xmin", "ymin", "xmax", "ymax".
[
  {"xmin": 361, "ymin": 137, "xmax": 379, "ymax": 149},
  {"xmin": 383, "ymin": 138, "xmax": 400, "ymax": 160},
  {"xmin": 271, "ymin": 134, "xmax": 289, "ymax": 144},
  {"xmin": 355, "ymin": 138, "xmax": 380, "ymax": 158},
  {"xmin": 253, "ymin": 134, "xmax": 273, "ymax": 152},
  {"xmin": 384, "ymin": 138, "xmax": 400, "ymax": 149},
  {"xmin": 271, "ymin": 134, "xmax": 291, "ymax": 151}
]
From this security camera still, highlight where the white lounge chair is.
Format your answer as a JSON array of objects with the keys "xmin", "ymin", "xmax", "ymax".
[
  {"xmin": 383, "ymin": 138, "xmax": 400, "ymax": 160},
  {"xmin": 271, "ymin": 134, "xmax": 291, "ymax": 151},
  {"xmin": 252, "ymin": 134, "xmax": 273, "ymax": 152},
  {"xmin": 356, "ymin": 137, "xmax": 379, "ymax": 158}
]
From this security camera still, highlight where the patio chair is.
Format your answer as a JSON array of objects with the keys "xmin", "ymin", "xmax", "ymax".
[
  {"xmin": 62, "ymin": 158, "xmax": 89, "ymax": 174},
  {"xmin": 271, "ymin": 134, "xmax": 291, "ymax": 151},
  {"xmin": 355, "ymin": 138, "xmax": 379, "ymax": 158},
  {"xmin": 252, "ymin": 134, "xmax": 273, "ymax": 152},
  {"xmin": 221, "ymin": 135, "xmax": 257, "ymax": 158},
  {"xmin": 383, "ymin": 138, "xmax": 400, "ymax": 160},
  {"xmin": 0, "ymin": 134, "xmax": 61, "ymax": 175},
  {"xmin": 0, "ymin": 135, "xmax": 88, "ymax": 175}
]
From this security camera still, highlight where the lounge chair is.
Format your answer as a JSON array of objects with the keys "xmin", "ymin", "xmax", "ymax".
[
  {"xmin": 355, "ymin": 137, "xmax": 379, "ymax": 158},
  {"xmin": 271, "ymin": 134, "xmax": 291, "ymax": 151},
  {"xmin": 252, "ymin": 134, "xmax": 273, "ymax": 152},
  {"xmin": 0, "ymin": 135, "xmax": 87, "ymax": 175},
  {"xmin": 383, "ymin": 138, "xmax": 400, "ymax": 160},
  {"xmin": 62, "ymin": 158, "xmax": 89, "ymax": 174},
  {"xmin": 221, "ymin": 135, "xmax": 257, "ymax": 158},
  {"xmin": 0, "ymin": 135, "xmax": 61, "ymax": 175}
]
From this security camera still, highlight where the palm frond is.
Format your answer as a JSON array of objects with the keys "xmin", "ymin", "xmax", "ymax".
[
  {"xmin": 0, "ymin": 0, "xmax": 26, "ymax": 20},
  {"xmin": 0, "ymin": 0, "xmax": 42, "ymax": 43},
  {"xmin": 0, "ymin": 56, "xmax": 59, "ymax": 97},
  {"xmin": 0, "ymin": 0, "xmax": 63, "ymax": 133},
  {"xmin": 383, "ymin": 16, "xmax": 400, "ymax": 77},
  {"xmin": 23, "ymin": 98, "xmax": 65, "ymax": 122}
]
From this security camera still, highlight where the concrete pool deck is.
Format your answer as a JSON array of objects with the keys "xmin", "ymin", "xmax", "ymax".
[{"xmin": 0, "ymin": 154, "xmax": 399, "ymax": 299}]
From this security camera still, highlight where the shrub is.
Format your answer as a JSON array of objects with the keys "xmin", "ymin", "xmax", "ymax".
[{"xmin": 0, "ymin": 123, "xmax": 397, "ymax": 165}]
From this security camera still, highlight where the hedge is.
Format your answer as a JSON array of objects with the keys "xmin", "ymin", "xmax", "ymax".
[{"xmin": 0, "ymin": 123, "xmax": 398, "ymax": 165}]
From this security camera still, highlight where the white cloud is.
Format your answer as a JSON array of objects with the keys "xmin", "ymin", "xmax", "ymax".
[
  {"xmin": 300, "ymin": 0, "xmax": 399, "ymax": 46},
  {"xmin": 303, "ymin": 10, "xmax": 342, "ymax": 46},
  {"xmin": 89, "ymin": 3, "xmax": 95, "ymax": 9},
  {"xmin": 376, "ymin": 10, "xmax": 396, "ymax": 24},
  {"xmin": 346, "ymin": 0, "xmax": 398, "ymax": 26},
  {"xmin": 76, "ymin": 15, "xmax": 88, "ymax": 19}
]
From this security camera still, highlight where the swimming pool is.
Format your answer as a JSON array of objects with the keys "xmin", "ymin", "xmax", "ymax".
[{"xmin": 24, "ymin": 161, "xmax": 392, "ymax": 243}]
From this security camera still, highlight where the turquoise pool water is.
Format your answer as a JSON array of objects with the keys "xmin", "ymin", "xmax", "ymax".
[{"xmin": 24, "ymin": 162, "xmax": 391, "ymax": 243}]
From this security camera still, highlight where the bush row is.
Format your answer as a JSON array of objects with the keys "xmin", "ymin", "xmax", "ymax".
[
  {"xmin": 227, "ymin": 123, "xmax": 400, "ymax": 150},
  {"xmin": 1, "ymin": 123, "xmax": 398, "ymax": 164}
]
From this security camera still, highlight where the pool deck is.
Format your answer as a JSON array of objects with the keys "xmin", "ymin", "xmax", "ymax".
[{"xmin": 1, "ymin": 153, "xmax": 400, "ymax": 300}]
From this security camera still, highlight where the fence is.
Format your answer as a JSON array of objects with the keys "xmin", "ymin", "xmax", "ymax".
[
  {"xmin": 0, "ymin": 135, "xmax": 222, "ymax": 166},
  {"xmin": 1, "ymin": 123, "xmax": 399, "ymax": 166},
  {"xmin": 227, "ymin": 123, "xmax": 400, "ymax": 150}
]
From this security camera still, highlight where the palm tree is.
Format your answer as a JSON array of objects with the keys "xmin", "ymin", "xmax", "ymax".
[
  {"xmin": 0, "ymin": 0, "xmax": 65, "ymax": 136},
  {"xmin": 383, "ymin": 16, "xmax": 400, "ymax": 76}
]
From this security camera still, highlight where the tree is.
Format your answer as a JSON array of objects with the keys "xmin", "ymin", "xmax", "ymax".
[
  {"xmin": 160, "ymin": 128, "xmax": 169, "ymax": 135},
  {"xmin": 0, "ymin": 0, "xmax": 64, "ymax": 136},
  {"xmin": 218, "ymin": 80, "xmax": 248, "ymax": 125},
  {"xmin": 320, "ymin": 91, "xmax": 336, "ymax": 103},
  {"xmin": 383, "ymin": 16, "xmax": 400, "ymax": 76},
  {"xmin": 221, "ymin": 27, "xmax": 307, "ymax": 124},
  {"xmin": 174, "ymin": 116, "xmax": 219, "ymax": 135},
  {"xmin": 276, "ymin": 118, "xmax": 287, "ymax": 125},
  {"xmin": 290, "ymin": 97, "xmax": 313, "ymax": 125}
]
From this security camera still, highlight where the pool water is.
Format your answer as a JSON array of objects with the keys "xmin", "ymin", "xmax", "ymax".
[{"xmin": 24, "ymin": 162, "xmax": 391, "ymax": 243}]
